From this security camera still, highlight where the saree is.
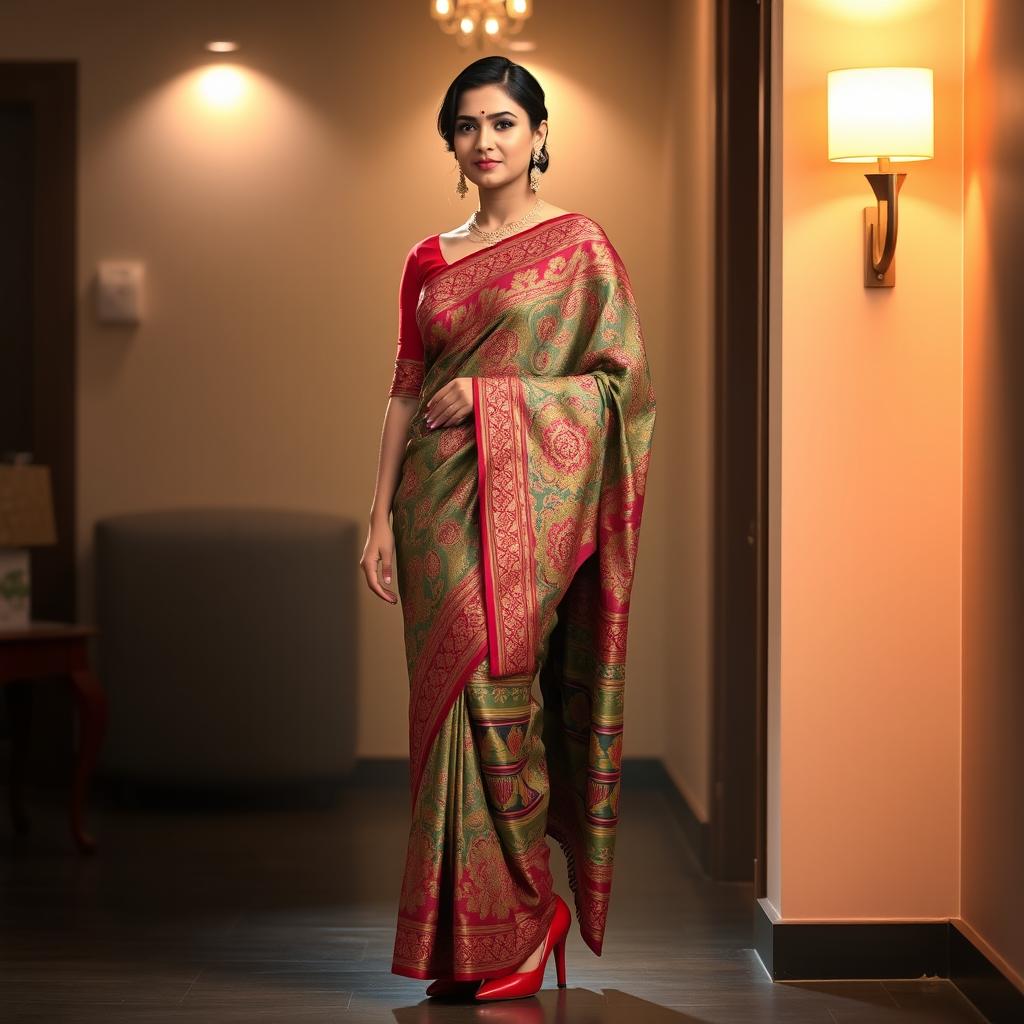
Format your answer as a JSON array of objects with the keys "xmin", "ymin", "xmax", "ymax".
[{"xmin": 388, "ymin": 213, "xmax": 656, "ymax": 981}]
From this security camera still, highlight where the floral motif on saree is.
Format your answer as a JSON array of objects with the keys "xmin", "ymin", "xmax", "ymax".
[{"xmin": 389, "ymin": 213, "xmax": 656, "ymax": 980}]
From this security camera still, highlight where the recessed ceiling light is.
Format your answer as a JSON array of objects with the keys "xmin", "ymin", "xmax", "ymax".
[{"xmin": 205, "ymin": 40, "xmax": 239, "ymax": 53}]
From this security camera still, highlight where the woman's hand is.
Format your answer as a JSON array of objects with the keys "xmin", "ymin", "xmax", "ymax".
[
  {"xmin": 425, "ymin": 377, "xmax": 474, "ymax": 429},
  {"xmin": 360, "ymin": 518, "xmax": 398, "ymax": 605}
]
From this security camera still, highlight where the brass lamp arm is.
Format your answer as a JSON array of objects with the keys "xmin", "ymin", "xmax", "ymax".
[{"xmin": 864, "ymin": 171, "xmax": 907, "ymax": 282}]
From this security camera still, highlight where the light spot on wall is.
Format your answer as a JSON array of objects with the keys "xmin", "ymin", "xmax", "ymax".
[
  {"xmin": 812, "ymin": 0, "xmax": 943, "ymax": 21},
  {"xmin": 197, "ymin": 65, "xmax": 247, "ymax": 110}
]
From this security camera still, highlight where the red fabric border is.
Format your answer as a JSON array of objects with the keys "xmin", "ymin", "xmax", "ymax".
[{"xmin": 473, "ymin": 376, "xmax": 539, "ymax": 678}]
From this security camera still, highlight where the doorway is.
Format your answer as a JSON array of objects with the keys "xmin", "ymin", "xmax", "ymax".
[
  {"xmin": 0, "ymin": 61, "xmax": 78, "ymax": 787},
  {"xmin": 709, "ymin": 0, "xmax": 772, "ymax": 894},
  {"xmin": 0, "ymin": 61, "xmax": 78, "ymax": 622}
]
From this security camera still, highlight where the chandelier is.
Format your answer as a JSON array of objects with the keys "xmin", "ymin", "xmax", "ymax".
[{"xmin": 429, "ymin": 0, "xmax": 534, "ymax": 49}]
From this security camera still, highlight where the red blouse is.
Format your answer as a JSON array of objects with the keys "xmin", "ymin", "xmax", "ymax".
[
  {"xmin": 387, "ymin": 235, "xmax": 447, "ymax": 399},
  {"xmin": 387, "ymin": 213, "xmax": 580, "ymax": 399}
]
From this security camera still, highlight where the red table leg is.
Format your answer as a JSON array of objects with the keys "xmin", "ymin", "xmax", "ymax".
[
  {"xmin": 4, "ymin": 682, "xmax": 32, "ymax": 835},
  {"xmin": 68, "ymin": 668, "xmax": 109, "ymax": 854}
]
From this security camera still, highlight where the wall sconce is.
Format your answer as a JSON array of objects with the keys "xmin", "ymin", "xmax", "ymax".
[{"xmin": 827, "ymin": 67, "xmax": 934, "ymax": 288}]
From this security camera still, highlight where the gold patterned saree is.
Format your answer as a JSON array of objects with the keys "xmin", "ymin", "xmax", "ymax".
[{"xmin": 388, "ymin": 213, "xmax": 656, "ymax": 981}]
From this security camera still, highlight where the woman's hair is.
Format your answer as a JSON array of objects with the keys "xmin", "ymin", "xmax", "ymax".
[{"xmin": 436, "ymin": 55, "xmax": 550, "ymax": 175}]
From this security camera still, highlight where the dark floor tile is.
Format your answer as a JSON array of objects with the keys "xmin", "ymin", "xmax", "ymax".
[
  {"xmin": 881, "ymin": 980, "xmax": 991, "ymax": 1021},
  {"xmin": 12, "ymin": 1006, "xmax": 351, "ymax": 1023},
  {"xmin": 780, "ymin": 980, "xmax": 900, "ymax": 1009},
  {"xmin": 1, "ymin": 785, "xmax": 989, "ymax": 1024}
]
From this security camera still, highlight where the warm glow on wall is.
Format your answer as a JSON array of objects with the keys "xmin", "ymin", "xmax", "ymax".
[
  {"xmin": 197, "ymin": 65, "xmax": 247, "ymax": 109},
  {"xmin": 815, "ymin": 0, "xmax": 940, "ymax": 21},
  {"xmin": 828, "ymin": 67, "xmax": 934, "ymax": 163}
]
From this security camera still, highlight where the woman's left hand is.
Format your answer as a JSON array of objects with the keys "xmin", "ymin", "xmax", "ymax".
[{"xmin": 425, "ymin": 377, "xmax": 474, "ymax": 429}]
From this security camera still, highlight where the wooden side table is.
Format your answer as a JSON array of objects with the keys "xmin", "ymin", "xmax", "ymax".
[{"xmin": 0, "ymin": 620, "xmax": 108, "ymax": 853}]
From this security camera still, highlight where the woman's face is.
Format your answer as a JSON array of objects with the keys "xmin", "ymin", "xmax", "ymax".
[{"xmin": 452, "ymin": 84, "xmax": 546, "ymax": 193}]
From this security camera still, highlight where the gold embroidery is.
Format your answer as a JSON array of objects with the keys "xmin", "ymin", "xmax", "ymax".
[{"xmin": 389, "ymin": 356, "xmax": 423, "ymax": 398}]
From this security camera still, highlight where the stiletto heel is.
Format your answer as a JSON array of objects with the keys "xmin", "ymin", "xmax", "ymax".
[{"xmin": 474, "ymin": 894, "xmax": 572, "ymax": 1001}]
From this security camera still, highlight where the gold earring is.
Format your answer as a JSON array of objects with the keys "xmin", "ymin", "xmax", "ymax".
[
  {"xmin": 456, "ymin": 166, "xmax": 468, "ymax": 199},
  {"xmin": 529, "ymin": 150, "xmax": 542, "ymax": 193}
]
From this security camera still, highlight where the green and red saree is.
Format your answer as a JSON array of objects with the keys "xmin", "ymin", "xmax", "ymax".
[{"xmin": 388, "ymin": 212, "xmax": 656, "ymax": 981}]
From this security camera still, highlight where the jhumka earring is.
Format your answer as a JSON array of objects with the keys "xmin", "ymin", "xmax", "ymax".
[
  {"xmin": 529, "ymin": 149, "xmax": 542, "ymax": 193},
  {"xmin": 456, "ymin": 165, "xmax": 468, "ymax": 199}
]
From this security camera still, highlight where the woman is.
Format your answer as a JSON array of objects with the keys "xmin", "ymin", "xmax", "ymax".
[{"xmin": 361, "ymin": 55, "xmax": 656, "ymax": 1002}]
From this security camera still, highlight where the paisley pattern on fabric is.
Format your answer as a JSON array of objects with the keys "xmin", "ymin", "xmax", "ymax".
[{"xmin": 389, "ymin": 213, "xmax": 656, "ymax": 979}]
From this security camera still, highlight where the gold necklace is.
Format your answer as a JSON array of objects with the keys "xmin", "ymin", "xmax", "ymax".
[{"xmin": 467, "ymin": 199, "xmax": 547, "ymax": 244}]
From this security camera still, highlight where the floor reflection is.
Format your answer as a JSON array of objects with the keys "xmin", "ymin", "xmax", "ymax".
[{"xmin": 394, "ymin": 987, "xmax": 696, "ymax": 1023}]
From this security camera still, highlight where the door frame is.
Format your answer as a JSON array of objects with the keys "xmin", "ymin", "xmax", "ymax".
[
  {"xmin": 0, "ymin": 61, "xmax": 78, "ymax": 621},
  {"xmin": 710, "ymin": 0, "xmax": 772, "ymax": 891}
]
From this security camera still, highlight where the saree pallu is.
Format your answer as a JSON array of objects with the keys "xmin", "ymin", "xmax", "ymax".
[{"xmin": 389, "ymin": 214, "xmax": 656, "ymax": 981}]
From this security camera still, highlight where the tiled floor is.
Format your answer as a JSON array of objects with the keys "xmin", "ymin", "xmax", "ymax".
[{"xmin": 0, "ymin": 779, "xmax": 988, "ymax": 1022}]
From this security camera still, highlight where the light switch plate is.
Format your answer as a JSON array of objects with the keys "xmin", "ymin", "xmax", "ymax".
[{"xmin": 96, "ymin": 260, "xmax": 145, "ymax": 323}]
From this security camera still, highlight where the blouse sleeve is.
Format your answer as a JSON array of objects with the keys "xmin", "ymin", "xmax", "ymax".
[{"xmin": 387, "ymin": 244, "xmax": 425, "ymax": 399}]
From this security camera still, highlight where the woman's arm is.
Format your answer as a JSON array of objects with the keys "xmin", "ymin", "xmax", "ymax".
[{"xmin": 360, "ymin": 395, "xmax": 417, "ymax": 604}]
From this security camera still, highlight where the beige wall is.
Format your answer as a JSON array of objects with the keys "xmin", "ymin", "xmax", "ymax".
[
  {"xmin": 769, "ymin": 0, "xmax": 963, "ymax": 920},
  {"xmin": 662, "ymin": 0, "xmax": 716, "ymax": 823},
  {"xmin": 0, "ymin": 0, "xmax": 675, "ymax": 759},
  {"xmin": 962, "ymin": 0, "xmax": 1024, "ymax": 989}
]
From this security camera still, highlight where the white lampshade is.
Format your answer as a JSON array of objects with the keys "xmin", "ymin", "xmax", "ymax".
[{"xmin": 827, "ymin": 67, "xmax": 934, "ymax": 163}]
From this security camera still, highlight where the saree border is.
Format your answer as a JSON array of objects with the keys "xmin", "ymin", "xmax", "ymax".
[
  {"xmin": 546, "ymin": 814, "xmax": 611, "ymax": 956},
  {"xmin": 472, "ymin": 375, "xmax": 540, "ymax": 680},
  {"xmin": 392, "ymin": 892, "xmax": 559, "ymax": 981},
  {"xmin": 419, "ymin": 213, "xmax": 603, "ymax": 312},
  {"xmin": 408, "ymin": 567, "xmax": 488, "ymax": 805}
]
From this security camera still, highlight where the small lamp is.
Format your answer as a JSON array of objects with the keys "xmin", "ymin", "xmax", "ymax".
[
  {"xmin": 827, "ymin": 67, "xmax": 934, "ymax": 287},
  {"xmin": 0, "ymin": 462, "xmax": 58, "ymax": 628}
]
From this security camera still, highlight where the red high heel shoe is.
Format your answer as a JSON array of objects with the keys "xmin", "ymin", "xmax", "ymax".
[{"xmin": 474, "ymin": 894, "xmax": 571, "ymax": 1001}]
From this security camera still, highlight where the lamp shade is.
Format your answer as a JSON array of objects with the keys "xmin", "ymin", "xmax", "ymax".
[
  {"xmin": 827, "ymin": 67, "xmax": 934, "ymax": 163},
  {"xmin": 0, "ymin": 465, "xmax": 57, "ymax": 547}
]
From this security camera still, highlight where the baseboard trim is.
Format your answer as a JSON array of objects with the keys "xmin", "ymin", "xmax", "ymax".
[
  {"xmin": 619, "ymin": 756, "xmax": 711, "ymax": 874},
  {"xmin": 755, "ymin": 899, "xmax": 1023, "ymax": 1023},
  {"xmin": 754, "ymin": 899, "xmax": 949, "ymax": 979},
  {"xmin": 96, "ymin": 773, "xmax": 351, "ymax": 809},
  {"xmin": 949, "ymin": 918, "xmax": 1024, "ymax": 1024}
]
